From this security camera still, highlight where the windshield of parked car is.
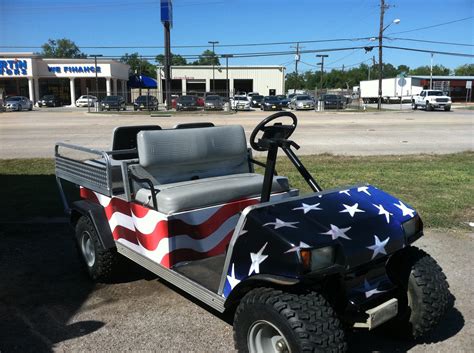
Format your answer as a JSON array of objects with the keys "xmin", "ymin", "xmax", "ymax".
[
  {"xmin": 234, "ymin": 96, "xmax": 248, "ymax": 101},
  {"xmin": 8, "ymin": 97, "xmax": 22, "ymax": 101},
  {"xmin": 252, "ymin": 95, "xmax": 264, "ymax": 101},
  {"xmin": 136, "ymin": 96, "xmax": 154, "ymax": 102},
  {"xmin": 179, "ymin": 96, "xmax": 196, "ymax": 102},
  {"xmin": 42, "ymin": 95, "xmax": 54, "ymax": 100},
  {"xmin": 324, "ymin": 95, "xmax": 339, "ymax": 100},
  {"xmin": 427, "ymin": 91, "xmax": 444, "ymax": 96},
  {"xmin": 277, "ymin": 95, "xmax": 286, "ymax": 100},
  {"xmin": 103, "ymin": 96, "xmax": 120, "ymax": 102},
  {"xmin": 296, "ymin": 95, "xmax": 311, "ymax": 100},
  {"xmin": 264, "ymin": 96, "xmax": 280, "ymax": 102},
  {"xmin": 206, "ymin": 95, "xmax": 221, "ymax": 101}
]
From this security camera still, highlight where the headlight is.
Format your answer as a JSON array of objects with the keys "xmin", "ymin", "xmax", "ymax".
[
  {"xmin": 402, "ymin": 214, "xmax": 423, "ymax": 243},
  {"xmin": 300, "ymin": 246, "xmax": 336, "ymax": 272}
]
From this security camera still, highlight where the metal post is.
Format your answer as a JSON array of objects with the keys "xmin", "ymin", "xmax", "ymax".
[
  {"xmin": 87, "ymin": 87, "xmax": 90, "ymax": 113},
  {"xmin": 208, "ymin": 41, "xmax": 219, "ymax": 93},
  {"xmin": 316, "ymin": 54, "xmax": 328, "ymax": 90},
  {"xmin": 164, "ymin": 22, "xmax": 171, "ymax": 110}
]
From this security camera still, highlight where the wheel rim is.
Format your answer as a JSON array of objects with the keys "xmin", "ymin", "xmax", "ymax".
[
  {"xmin": 81, "ymin": 231, "xmax": 96, "ymax": 267},
  {"xmin": 248, "ymin": 320, "xmax": 290, "ymax": 353}
]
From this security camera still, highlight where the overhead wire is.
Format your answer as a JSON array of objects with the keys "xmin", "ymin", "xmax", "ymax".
[
  {"xmin": 386, "ymin": 37, "xmax": 474, "ymax": 47},
  {"xmin": 386, "ymin": 16, "xmax": 473, "ymax": 35}
]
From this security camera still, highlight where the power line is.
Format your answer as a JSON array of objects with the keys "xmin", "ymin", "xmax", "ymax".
[
  {"xmin": 386, "ymin": 37, "xmax": 474, "ymax": 47},
  {"xmin": 386, "ymin": 16, "xmax": 473, "ymax": 35},
  {"xmin": 383, "ymin": 45, "xmax": 474, "ymax": 58}
]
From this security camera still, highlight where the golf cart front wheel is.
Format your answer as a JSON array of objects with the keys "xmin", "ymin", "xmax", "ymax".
[
  {"xmin": 75, "ymin": 216, "xmax": 118, "ymax": 282},
  {"xmin": 386, "ymin": 246, "xmax": 452, "ymax": 339},
  {"xmin": 233, "ymin": 288, "xmax": 346, "ymax": 352}
]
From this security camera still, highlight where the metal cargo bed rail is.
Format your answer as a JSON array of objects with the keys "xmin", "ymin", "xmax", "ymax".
[{"xmin": 55, "ymin": 142, "xmax": 114, "ymax": 198}]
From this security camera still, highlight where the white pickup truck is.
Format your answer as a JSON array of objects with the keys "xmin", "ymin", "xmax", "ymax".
[{"xmin": 412, "ymin": 90, "xmax": 452, "ymax": 111}]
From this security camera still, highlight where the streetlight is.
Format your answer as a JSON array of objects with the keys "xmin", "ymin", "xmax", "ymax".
[
  {"xmin": 377, "ymin": 16, "xmax": 400, "ymax": 110},
  {"xmin": 208, "ymin": 41, "xmax": 219, "ymax": 93},
  {"xmin": 221, "ymin": 54, "xmax": 234, "ymax": 99},
  {"xmin": 316, "ymin": 54, "xmax": 329, "ymax": 90}
]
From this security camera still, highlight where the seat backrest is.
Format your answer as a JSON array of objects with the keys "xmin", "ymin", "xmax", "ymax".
[
  {"xmin": 136, "ymin": 125, "xmax": 249, "ymax": 184},
  {"xmin": 111, "ymin": 125, "xmax": 162, "ymax": 160}
]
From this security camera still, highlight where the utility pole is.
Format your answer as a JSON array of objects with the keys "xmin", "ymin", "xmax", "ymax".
[
  {"xmin": 316, "ymin": 54, "xmax": 328, "ymax": 89},
  {"xmin": 290, "ymin": 42, "xmax": 304, "ymax": 75},
  {"xmin": 430, "ymin": 53, "xmax": 434, "ymax": 90},
  {"xmin": 377, "ymin": 0, "xmax": 388, "ymax": 110},
  {"xmin": 208, "ymin": 41, "xmax": 219, "ymax": 93},
  {"xmin": 164, "ymin": 21, "xmax": 171, "ymax": 109},
  {"xmin": 222, "ymin": 54, "xmax": 233, "ymax": 99},
  {"xmin": 89, "ymin": 54, "xmax": 103, "ymax": 97}
]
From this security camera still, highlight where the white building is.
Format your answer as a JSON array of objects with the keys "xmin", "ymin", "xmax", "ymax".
[
  {"xmin": 0, "ymin": 52, "xmax": 129, "ymax": 105},
  {"xmin": 157, "ymin": 65, "xmax": 285, "ymax": 100}
]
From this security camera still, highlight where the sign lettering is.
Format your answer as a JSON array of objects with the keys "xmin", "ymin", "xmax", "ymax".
[{"xmin": 0, "ymin": 59, "xmax": 28, "ymax": 76}]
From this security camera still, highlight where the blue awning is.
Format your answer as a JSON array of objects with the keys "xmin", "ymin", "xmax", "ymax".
[{"xmin": 128, "ymin": 75, "xmax": 158, "ymax": 88}]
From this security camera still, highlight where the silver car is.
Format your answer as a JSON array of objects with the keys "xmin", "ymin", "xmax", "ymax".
[
  {"xmin": 204, "ymin": 95, "xmax": 224, "ymax": 110},
  {"xmin": 5, "ymin": 96, "xmax": 33, "ymax": 111},
  {"xmin": 290, "ymin": 94, "xmax": 315, "ymax": 110}
]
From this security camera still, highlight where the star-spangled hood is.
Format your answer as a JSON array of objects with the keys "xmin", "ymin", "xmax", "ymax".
[{"xmin": 243, "ymin": 184, "xmax": 418, "ymax": 270}]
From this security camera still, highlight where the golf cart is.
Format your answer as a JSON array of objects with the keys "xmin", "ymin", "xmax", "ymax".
[{"xmin": 55, "ymin": 112, "xmax": 451, "ymax": 352}]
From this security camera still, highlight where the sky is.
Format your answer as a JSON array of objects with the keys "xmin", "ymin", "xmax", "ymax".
[{"xmin": 1, "ymin": 0, "xmax": 473, "ymax": 73}]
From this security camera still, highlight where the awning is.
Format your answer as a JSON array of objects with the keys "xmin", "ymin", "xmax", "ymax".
[{"xmin": 128, "ymin": 74, "xmax": 158, "ymax": 88}]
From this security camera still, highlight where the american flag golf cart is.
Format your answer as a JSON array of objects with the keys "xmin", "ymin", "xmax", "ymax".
[{"xmin": 55, "ymin": 113, "xmax": 451, "ymax": 352}]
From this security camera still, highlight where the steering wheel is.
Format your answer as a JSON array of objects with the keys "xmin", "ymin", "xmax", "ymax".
[{"xmin": 250, "ymin": 111, "xmax": 298, "ymax": 151}]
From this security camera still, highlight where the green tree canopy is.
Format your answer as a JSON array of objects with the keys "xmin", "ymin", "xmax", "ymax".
[
  {"xmin": 41, "ymin": 38, "xmax": 86, "ymax": 58},
  {"xmin": 155, "ymin": 53, "xmax": 188, "ymax": 65},
  {"xmin": 409, "ymin": 65, "xmax": 450, "ymax": 76},
  {"xmin": 193, "ymin": 49, "xmax": 220, "ymax": 65},
  {"xmin": 454, "ymin": 64, "xmax": 474, "ymax": 76},
  {"xmin": 120, "ymin": 53, "xmax": 156, "ymax": 77}
]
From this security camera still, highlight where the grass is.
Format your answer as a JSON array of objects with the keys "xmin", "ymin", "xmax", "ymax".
[{"xmin": 1, "ymin": 153, "xmax": 473, "ymax": 230}]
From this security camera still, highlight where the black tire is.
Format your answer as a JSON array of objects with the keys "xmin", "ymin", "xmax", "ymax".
[
  {"xmin": 234, "ymin": 288, "xmax": 346, "ymax": 352},
  {"xmin": 444, "ymin": 106, "xmax": 451, "ymax": 111},
  {"xmin": 412, "ymin": 102, "xmax": 417, "ymax": 110},
  {"xmin": 426, "ymin": 101, "xmax": 432, "ymax": 111},
  {"xmin": 75, "ymin": 216, "xmax": 119, "ymax": 282},
  {"xmin": 386, "ymin": 246, "xmax": 452, "ymax": 339}
]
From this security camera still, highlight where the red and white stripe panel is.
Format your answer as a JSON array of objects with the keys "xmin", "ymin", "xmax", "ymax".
[{"xmin": 80, "ymin": 188, "xmax": 259, "ymax": 268}]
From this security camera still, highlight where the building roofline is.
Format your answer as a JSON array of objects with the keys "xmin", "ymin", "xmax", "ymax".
[{"xmin": 157, "ymin": 65, "xmax": 285, "ymax": 69}]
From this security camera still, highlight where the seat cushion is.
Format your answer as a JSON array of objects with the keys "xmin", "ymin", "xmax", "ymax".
[{"xmin": 135, "ymin": 173, "xmax": 290, "ymax": 214}]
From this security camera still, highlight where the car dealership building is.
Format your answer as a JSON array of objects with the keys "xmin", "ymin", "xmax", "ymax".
[
  {"xmin": 156, "ymin": 65, "xmax": 286, "ymax": 101},
  {"xmin": 0, "ymin": 52, "xmax": 130, "ymax": 105}
]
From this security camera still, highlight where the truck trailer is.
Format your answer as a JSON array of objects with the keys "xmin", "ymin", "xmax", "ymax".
[{"xmin": 360, "ymin": 77, "xmax": 423, "ymax": 104}]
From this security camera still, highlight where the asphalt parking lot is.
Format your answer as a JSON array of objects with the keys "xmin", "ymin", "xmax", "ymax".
[
  {"xmin": 0, "ymin": 107, "xmax": 472, "ymax": 158},
  {"xmin": 0, "ymin": 224, "xmax": 472, "ymax": 352}
]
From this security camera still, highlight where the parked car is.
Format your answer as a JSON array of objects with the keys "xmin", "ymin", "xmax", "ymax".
[
  {"xmin": 230, "ymin": 96, "xmax": 251, "ymax": 110},
  {"xmin": 76, "ymin": 95, "xmax": 98, "ymax": 107},
  {"xmin": 100, "ymin": 95, "xmax": 126, "ymax": 111},
  {"xmin": 290, "ymin": 94, "xmax": 315, "ymax": 110},
  {"xmin": 249, "ymin": 95, "xmax": 264, "ymax": 108},
  {"xmin": 133, "ymin": 95, "xmax": 159, "ymax": 111},
  {"xmin": 277, "ymin": 94, "xmax": 290, "ymax": 107},
  {"xmin": 412, "ymin": 90, "xmax": 452, "ymax": 111},
  {"xmin": 261, "ymin": 95, "xmax": 283, "ymax": 111},
  {"xmin": 5, "ymin": 96, "xmax": 33, "ymax": 111},
  {"xmin": 204, "ymin": 95, "xmax": 224, "ymax": 110},
  {"xmin": 176, "ymin": 95, "xmax": 199, "ymax": 111},
  {"xmin": 38, "ymin": 95, "xmax": 62, "ymax": 107},
  {"xmin": 320, "ymin": 94, "xmax": 345, "ymax": 109}
]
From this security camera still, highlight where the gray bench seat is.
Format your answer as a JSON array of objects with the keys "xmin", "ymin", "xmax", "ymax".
[{"xmin": 135, "ymin": 173, "xmax": 289, "ymax": 214}]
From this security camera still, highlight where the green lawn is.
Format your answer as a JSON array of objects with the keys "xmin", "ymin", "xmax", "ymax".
[{"xmin": 1, "ymin": 153, "xmax": 472, "ymax": 230}]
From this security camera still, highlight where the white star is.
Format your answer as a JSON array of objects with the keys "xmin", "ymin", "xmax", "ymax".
[
  {"xmin": 339, "ymin": 203, "xmax": 365, "ymax": 218},
  {"xmin": 263, "ymin": 218, "xmax": 299, "ymax": 229},
  {"xmin": 357, "ymin": 186, "xmax": 372, "ymax": 196},
  {"xmin": 394, "ymin": 200, "xmax": 415, "ymax": 217},
  {"xmin": 285, "ymin": 241, "xmax": 311, "ymax": 253},
  {"xmin": 292, "ymin": 203, "xmax": 322, "ymax": 214},
  {"xmin": 339, "ymin": 189, "xmax": 351, "ymax": 196},
  {"xmin": 367, "ymin": 235, "xmax": 390, "ymax": 259},
  {"xmin": 226, "ymin": 263, "xmax": 241, "ymax": 289},
  {"xmin": 373, "ymin": 204, "xmax": 393, "ymax": 223},
  {"xmin": 357, "ymin": 279, "xmax": 386, "ymax": 298},
  {"xmin": 248, "ymin": 243, "xmax": 269, "ymax": 275},
  {"xmin": 321, "ymin": 224, "xmax": 352, "ymax": 240}
]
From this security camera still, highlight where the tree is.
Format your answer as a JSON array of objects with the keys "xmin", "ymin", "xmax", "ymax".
[
  {"xmin": 454, "ymin": 64, "xmax": 474, "ymax": 76},
  {"xmin": 41, "ymin": 38, "xmax": 86, "ymax": 58},
  {"xmin": 397, "ymin": 65, "xmax": 410, "ymax": 75},
  {"xmin": 193, "ymin": 50, "xmax": 220, "ymax": 65},
  {"xmin": 120, "ymin": 53, "xmax": 156, "ymax": 77},
  {"xmin": 285, "ymin": 72, "xmax": 306, "ymax": 90},
  {"xmin": 410, "ymin": 65, "xmax": 450, "ymax": 76},
  {"xmin": 155, "ymin": 53, "xmax": 188, "ymax": 66}
]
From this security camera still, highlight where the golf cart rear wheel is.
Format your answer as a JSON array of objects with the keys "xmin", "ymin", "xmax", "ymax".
[
  {"xmin": 75, "ymin": 216, "xmax": 118, "ymax": 282},
  {"xmin": 386, "ymin": 246, "xmax": 452, "ymax": 339},
  {"xmin": 233, "ymin": 288, "xmax": 346, "ymax": 353}
]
